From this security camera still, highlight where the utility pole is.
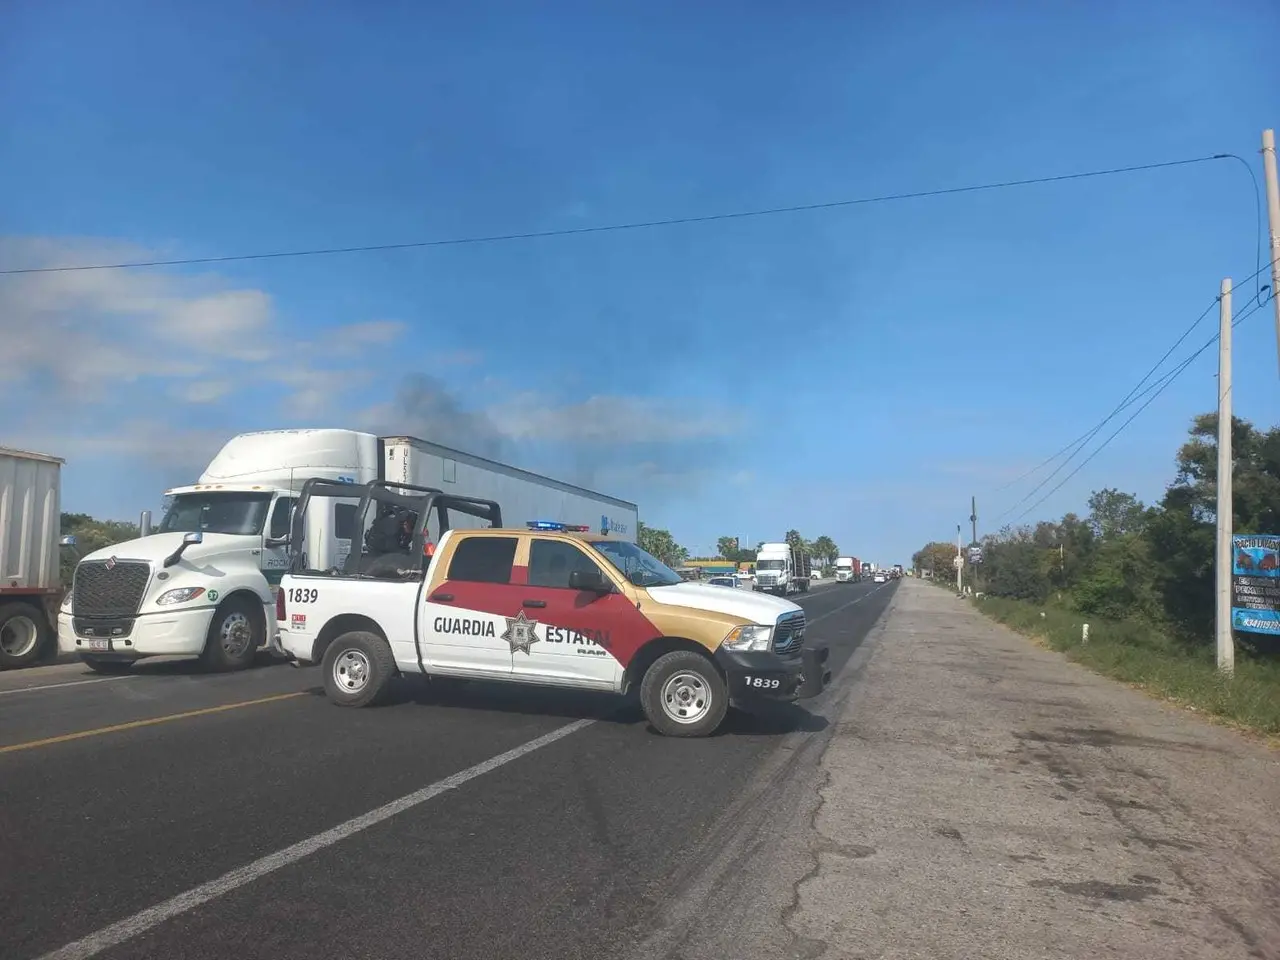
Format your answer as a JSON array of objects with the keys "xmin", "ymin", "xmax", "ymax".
[
  {"xmin": 969, "ymin": 496, "xmax": 979, "ymax": 591},
  {"xmin": 956, "ymin": 524, "xmax": 963, "ymax": 595},
  {"xmin": 1216, "ymin": 278, "xmax": 1236, "ymax": 677},
  {"xmin": 1263, "ymin": 130, "xmax": 1280, "ymax": 377}
]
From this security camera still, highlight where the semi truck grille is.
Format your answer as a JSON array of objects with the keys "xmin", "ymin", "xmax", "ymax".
[
  {"xmin": 773, "ymin": 612, "xmax": 807, "ymax": 657},
  {"xmin": 72, "ymin": 560, "xmax": 151, "ymax": 619}
]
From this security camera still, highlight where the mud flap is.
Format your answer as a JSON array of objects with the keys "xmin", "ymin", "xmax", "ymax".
[{"xmin": 796, "ymin": 645, "xmax": 832, "ymax": 699}]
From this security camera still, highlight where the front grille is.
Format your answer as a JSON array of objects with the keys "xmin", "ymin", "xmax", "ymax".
[
  {"xmin": 773, "ymin": 611, "xmax": 807, "ymax": 657},
  {"xmin": 72, "ymin": 618, "xmax": 136, "ymax": 638},
  {"xmin": 72, "ymin": 560, "xmax": 151, "ymax": 618}
]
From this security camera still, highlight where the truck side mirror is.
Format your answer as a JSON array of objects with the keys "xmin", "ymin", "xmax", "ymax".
[
  {"xmin": 164, "ymin": 530, "xmax": 205, "ymax": 568},
  {"xmin": 59, "ymin": 535, "xmax": 77, "ymax": 547},
  {"xmin": 569, "ymin": 569, "xmax": 612, "ymax": 593}
]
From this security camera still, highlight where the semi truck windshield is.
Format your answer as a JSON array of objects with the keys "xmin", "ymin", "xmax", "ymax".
[
  {"xmin": 757, "ymin": 559, "xmax": 785, "ymax": 570},
  {"xmin": 160, "ymin": 492, "xmax": 272, "ymax": 536}
]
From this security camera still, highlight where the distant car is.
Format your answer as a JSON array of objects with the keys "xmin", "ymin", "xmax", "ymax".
[
  {"xmin": 707, "ymin": 576, "xmax": 738, "ymax": 588},
  {"xmin": 873, "ymin": 572, "xmax": 887, "ymax": 584}
]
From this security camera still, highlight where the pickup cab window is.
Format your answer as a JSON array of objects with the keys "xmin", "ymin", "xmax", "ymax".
[
  {"xmin": 528, "ymin": 539, "xmax": 605, "ymax": 589},
  {"xmin": 447, "ymin": 537, "xmax": 517, "ymax": 584}
]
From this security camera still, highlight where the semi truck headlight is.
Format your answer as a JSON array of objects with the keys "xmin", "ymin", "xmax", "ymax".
[
  {"xmin": 61, "ymin": 591, "xmax": 73, "ymax": 611},
  {"xmin": 721, "ymin": 624, "xmax": 773, "ymax": 652},
  {"xmin": 156, "ymin": 586, "xmax": 207, "ymax": 606}
]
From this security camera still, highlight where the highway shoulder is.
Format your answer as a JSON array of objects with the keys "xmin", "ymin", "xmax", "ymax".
[{"xmin": 722, "ymin": 578, "xmax": 1280, "ymax": 960}]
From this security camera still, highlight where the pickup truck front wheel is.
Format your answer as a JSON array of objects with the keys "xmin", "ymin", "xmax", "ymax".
[
  {"xmin": 322, "ymin": 631, "xmax": 396, "ymax": 708},
  {"xmin": 639, "ymin": 650, "xmax": 729, "ymax": 738}
]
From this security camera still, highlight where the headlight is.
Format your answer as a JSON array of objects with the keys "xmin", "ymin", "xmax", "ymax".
[
  {"xmin": 720, "ymin": 623, "xmax": 773, "ymax": 652},
  {"xmin": 155, "ymin": 586, "xmax": 207, "ymax": 606},
  {"xmin": 61, "ymin": 591, "xmax": 73, "ymax": 611}
]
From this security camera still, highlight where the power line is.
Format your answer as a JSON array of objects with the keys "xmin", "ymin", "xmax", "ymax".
[
  {"xmin": 1011, "ymin": 296, "xmax": 1269, "ymax": 524},
  {"xmin": 992, "ymin": 253, "xmax": 1280, "ymax": 517},
  {"xmin": 0, "ymin": 154, "xmax": 1232, "ymax": 276},
  {"xmin": 991, "ymin": 297, "xmax": 1219, "ymax": 521}
]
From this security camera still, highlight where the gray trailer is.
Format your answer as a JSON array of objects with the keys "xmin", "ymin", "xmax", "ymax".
[
  {"xmin": 0, "ymin": 447, "xmax": 72, "ymax": 668},
  {"xmin": 379, "ymin": 437, "xmax": 638, "ymax": 542}
]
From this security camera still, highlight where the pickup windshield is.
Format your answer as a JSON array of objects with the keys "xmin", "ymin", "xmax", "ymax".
[
  {"xmin": 593, "ymin": 540, "xmax": 683, "ymax": 587},
  {"xmin": 160, "ymin": 492, "xmax": 272, "ymax": 536},
  {"xmin": 757, "ymin": 559, "xmax": 785, "ymax": 570}
]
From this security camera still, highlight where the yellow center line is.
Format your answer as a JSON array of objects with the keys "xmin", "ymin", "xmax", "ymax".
[{"xmin": 0, "ymin": 691, "xmax": 308, "ymax": 755}]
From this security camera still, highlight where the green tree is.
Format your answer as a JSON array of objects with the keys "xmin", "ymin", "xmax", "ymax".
[
  {"xmin": 1087, "ymin": 488, "xmax": 1147, "ymax": 540},
  {"xmin": 638, "ymin": 521, "xmax": 689, "ymax": 568},
  {"xmin": 717, "ymin": 535, "xmax": 752, "ymax": 561},
  {"xmin": 810, "ymin": 535, "xmax": 838, "ymax": 568},
  {"xmin": 60, "ymin": 512, "xmax": 141, "ymax": 587},
  {"xmin": 912, "ymin": 541, "xmax": 958, "ymax": 579}
]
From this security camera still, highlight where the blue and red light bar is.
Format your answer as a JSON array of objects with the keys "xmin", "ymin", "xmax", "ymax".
[{"xmin": 526, "ymin": 520, "xmax": 591, "ymax": 532}]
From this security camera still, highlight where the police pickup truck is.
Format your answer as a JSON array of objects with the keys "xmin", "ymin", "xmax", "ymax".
[{"xmin": 276, "ymin": 480, "xmax": 830, "ymax": 737}]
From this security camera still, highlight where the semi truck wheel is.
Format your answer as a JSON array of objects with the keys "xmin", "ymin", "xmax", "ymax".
[
  {"xmin": 0, "ymin": 602, "xmax": 51, "ymax": 669},
  {"xmin": 322, "ymin": 631, "xmax": 396, "ymax": 707},
  {"xmin": 639, "ymin": 650, "xmax": 728, "ymax": 738},
  {"xmin": 199, "ymin": 597, "xmax": 262, "ymax": 672}
]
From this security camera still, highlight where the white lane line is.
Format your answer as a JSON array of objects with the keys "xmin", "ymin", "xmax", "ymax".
[
  {"xmin": 0, "ymin": 675, "xmax": 136, "ymax": 697},
  {"xmin": 37, "ymin": 717, "xmax": 596, "ymax": 960}
]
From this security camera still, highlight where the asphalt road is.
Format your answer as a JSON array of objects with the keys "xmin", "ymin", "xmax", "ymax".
[{"xmin": 0, "ymin": 578, "xmax": 897, "ymax": 960}]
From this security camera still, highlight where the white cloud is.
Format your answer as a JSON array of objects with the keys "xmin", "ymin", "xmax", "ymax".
[
  {"xmin": 0, "ymin": 235, "xmax": 408, "ymax": 442},
  {"xmin": 173, "ymin": 380, "xmax": 235, "ymax": 403}
]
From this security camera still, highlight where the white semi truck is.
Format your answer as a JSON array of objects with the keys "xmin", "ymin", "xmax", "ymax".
[
  {"xmin": 60, "ymin": 429, "xmax": 638, "ymax": 674},
  {"xmin": 834, "ymin": 557, "xmax": 857, "ymax": 583},
  {"xmin": 753, "ymin": 542, "xmax": 811, "ymax": 596}
]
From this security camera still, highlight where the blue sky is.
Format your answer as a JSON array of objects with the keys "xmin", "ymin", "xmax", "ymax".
[{"xmin": 2, "ymin": 0, "xmax": 1277, "ymax": 565}]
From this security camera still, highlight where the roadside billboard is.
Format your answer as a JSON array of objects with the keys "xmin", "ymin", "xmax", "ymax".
[{"xmin": 1230, "ymin": 534, "xmax": 1280, "ymax": 635}]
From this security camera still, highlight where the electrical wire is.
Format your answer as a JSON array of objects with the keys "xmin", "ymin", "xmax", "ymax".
[
  {"xmin": 1010, "ymin": 296, "xmax": 1269, "ymax": 524},
  {"xmin": 991, "ymin": 253, "xmax": 1280, "ymax": 518},
  {"xmin": 0, "ymin": 155, "xmax": 1232, "ymax": 276}
]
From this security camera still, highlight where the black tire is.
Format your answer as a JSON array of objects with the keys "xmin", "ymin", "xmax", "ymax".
[
  {"xmin": 199, "ymin": 596, "xmax": 262, "ymax": 673},
  {"xmin": 321, "ymin": 630, "xmax": 396, "ymax": 707},
  {"xmin": 81, "ymin": 655, "xmax": 133, "ymax": 674},
  {"xmin": 639, "ymin": 649, "xmax": 729, "ymax": 738},
  {"xmin": 0, "ymin": 602, "xmax": 52, "ymax": 669}
]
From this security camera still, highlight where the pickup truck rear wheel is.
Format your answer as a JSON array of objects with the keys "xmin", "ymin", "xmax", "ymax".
[
  {"xmin": 322, "ymin": 631, "xmax": 396, "ymax": 707},
  {"xmin": 0, "ymin": 602, "xmax": 51, "ymax": 669},
  {"xmin": 200, "ymin": 597, "xmax": 262, "ymax": 673},
  {"xmin": 639, "ymin": 650, "xmax": 728, "ymax": 738}
]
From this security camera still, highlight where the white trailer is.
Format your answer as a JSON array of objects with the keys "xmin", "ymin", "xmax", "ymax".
[
  {"xmin": 0, "ymin": 447, "xmax": 74, "ymax": 668},
  {"xmin": 381, "ymin": 436, "xmax": 637, "ymax": 543}
]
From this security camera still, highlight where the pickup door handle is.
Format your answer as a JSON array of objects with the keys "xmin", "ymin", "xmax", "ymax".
[
  {"xmin": 431, "ymin": 592, "xmax": 455, "ymax": 602},
  {"xmin": 523, "ymin": 599, "xmax": 547, "ymax": 608}
]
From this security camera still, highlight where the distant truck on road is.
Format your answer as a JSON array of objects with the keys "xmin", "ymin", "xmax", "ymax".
[
  {"xmin": 834, "ymin": 556, "xmax": 859, "ymax": 583},
  {"xmin": 861, "ymin": 561, "xmax": 875, "ymax": 577},
  {"xmin": 0, "ymin": 447, "xmax": 76, "ymax": 669},
  {"xmin": 754, "ymin": 542, "xmax": 811, "ymax": 596}
]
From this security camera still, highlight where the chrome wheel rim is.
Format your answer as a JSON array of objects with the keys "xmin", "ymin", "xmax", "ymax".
[
  {"xmin": 660, "ymin": 670, "xmax": 712, "ymax": 724},
  {"xmin": 333, "ymin": 649, "xmax": 371, "ymax": 694},
  {"xmin": 219, "ymin": 611, "xmax": 254, "ymax": 659}
]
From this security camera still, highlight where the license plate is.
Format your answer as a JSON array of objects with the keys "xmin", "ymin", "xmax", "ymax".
[{"xmin": 83, "ymin": 639, "xmax": 109, "ymax": 652}]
